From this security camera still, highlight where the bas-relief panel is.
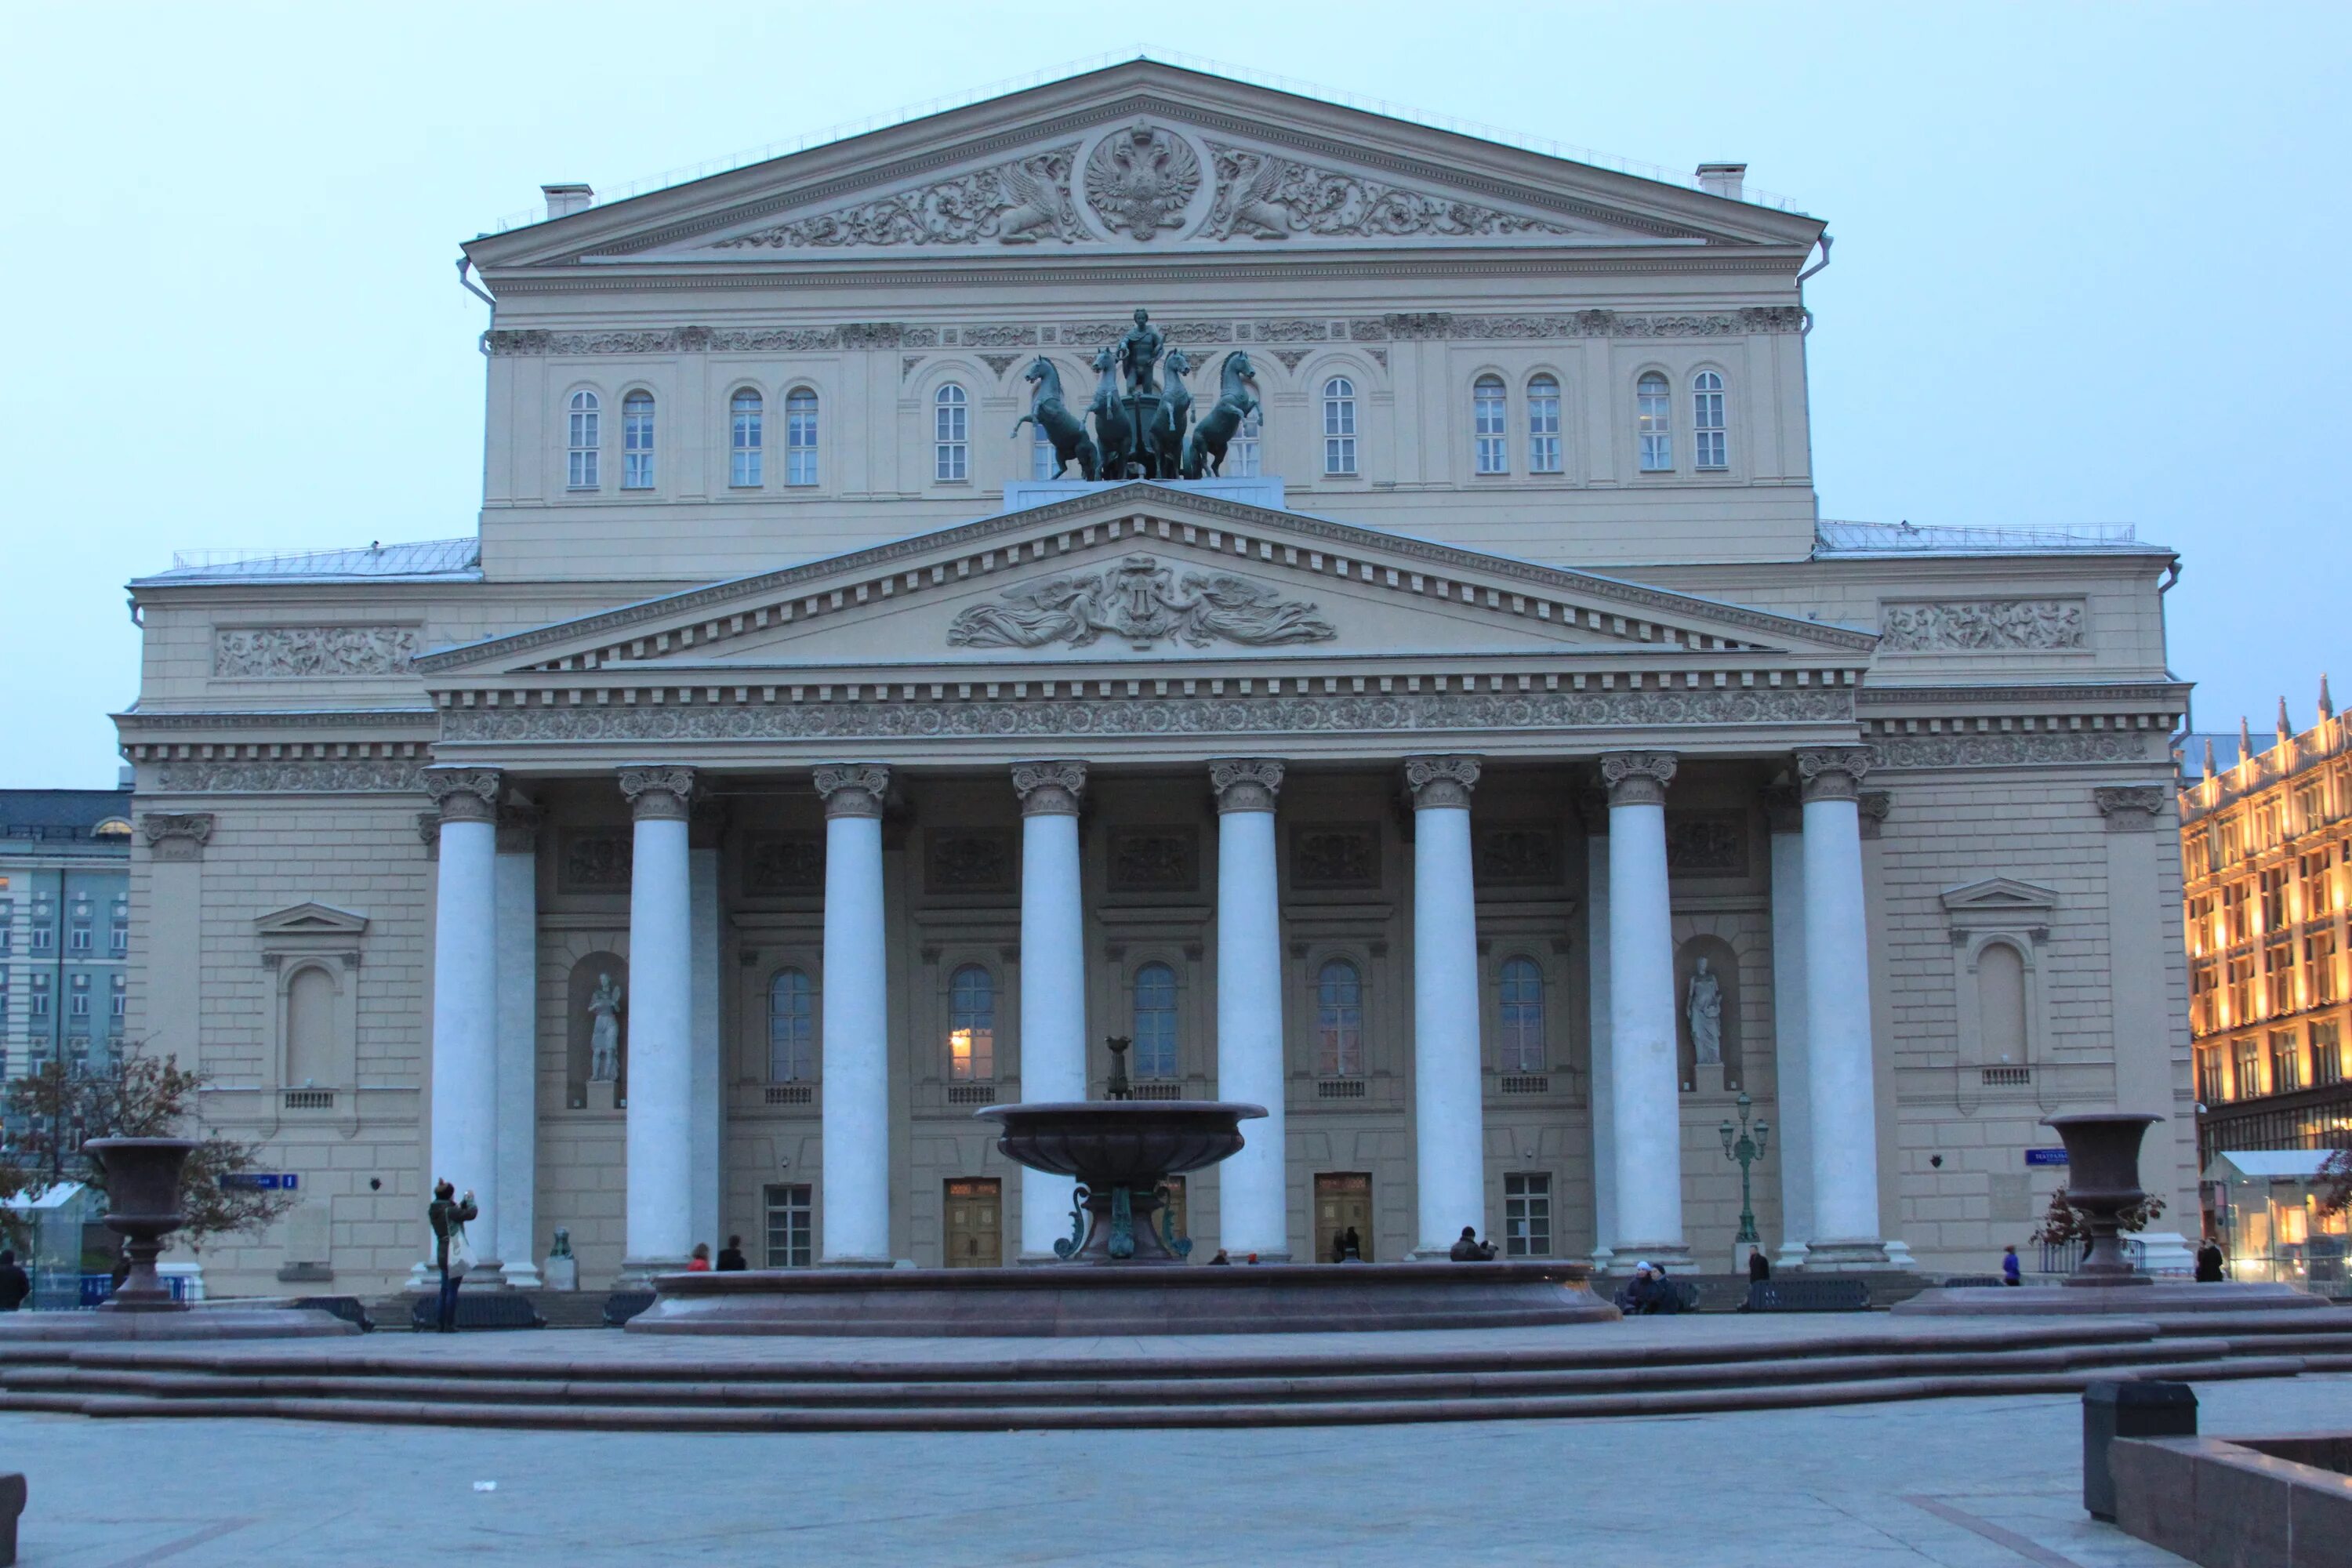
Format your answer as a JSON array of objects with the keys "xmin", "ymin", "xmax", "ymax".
[
  {"xmin": 926, "ymin": 829, "xmax": 1017, "ymax": 895},
  {"xmin": 741, "ymin": 831, "xmax": 823, "ymax": 896},
  {"xmin": 557, "ymin": 829, "xmax": 632, "ymax": 895},
  {"xmin": 1475, "ymin": 825, "xmax": 1561, "ymax": 889},
  {"xmin": 1664, "ymin": 811, "xmax": 1749, "ymax": 877},
  {"xmin": 1878, "ymin": 601, "xmax": 2086, "ymax": 653},
  {"xmin": 1106, "ymin": 826, "xmax": 1199, "ymax": 894},
  {"xmin": 212, "ymin": 626, "xmax": 421, "ymax": 677},
  {"xmin": 1291, "ymin": 823, "xmax": 1381, "ymax": 891}
]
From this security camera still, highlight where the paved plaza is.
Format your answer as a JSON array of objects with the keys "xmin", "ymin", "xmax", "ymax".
[{"xmin": 3, "ymin": 1367, "xmax": 2345, "ymax": 1565}]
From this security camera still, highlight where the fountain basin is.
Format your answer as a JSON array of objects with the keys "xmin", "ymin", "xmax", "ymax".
[{"xmin": 978, "ymin": 1101, "xmax": 1261, "ymax": 1265}]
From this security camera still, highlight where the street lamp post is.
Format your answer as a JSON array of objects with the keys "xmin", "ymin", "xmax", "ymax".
[{"xmin": 1719, "ymin": 1091, "xmax": 1771, "ymax": 1257}]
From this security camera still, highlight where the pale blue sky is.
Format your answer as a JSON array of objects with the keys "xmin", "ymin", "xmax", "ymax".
[{"xmin": 5, "ymin": 3, "xmax": 2345, "ymax": 786}]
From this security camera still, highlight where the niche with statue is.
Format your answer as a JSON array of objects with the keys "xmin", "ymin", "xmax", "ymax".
[
  {"xmin": 566, "ymin": 953, "xmax": 629, "ymax": 1110},
  {"xmin": 1674, "ymin": 935, "xmax": 1744, "ymax": 1093}
]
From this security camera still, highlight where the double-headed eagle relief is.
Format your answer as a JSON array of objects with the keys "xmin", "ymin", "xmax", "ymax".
[
  {"xmin": 1084, "ymin": 123, "xmax": 1202, "ymax": 240},
  {"xmin": 947, "ymin": 554, "xmax": 1336, "ymax": 652}
]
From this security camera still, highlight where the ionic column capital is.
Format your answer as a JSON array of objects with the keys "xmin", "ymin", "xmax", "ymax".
[
  {"xmin": 1210, "ymin": 757, "xmax": 1286, "ymax": 813},
  {"xmin": 1795, "ymin": 747, "xmax": 1874, "ymax": 804},
  {"xmin": 814, "ymin": 763, "xmax": 891, "ymax": 819},
  {"xmin": 138, "ymin": 811, "xmax": 215, "ymax": 862},
  {"xmin": 2093, "ymin": 784, "xmax": 2168, "ymax": 830},
  {"xmin": 618, "ymin": 765, "xmax": 697, "ymax": 822},
  {"xmin": 423, "ymin": 766, "xmax": 503, "ymax": 825},
  {"xmin": 1599, "ymin": 750, "xmax": 1677, "ymax": 808},
  {"xmin": 1403, "ymin": 754, "xmax": 1481, "ymax": 811},
  {"xmin": 1011, "ymin": 760, "xmax": 1087, "ymax": 816}
]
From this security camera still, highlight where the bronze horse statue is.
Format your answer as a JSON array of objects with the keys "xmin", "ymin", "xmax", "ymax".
[
  {"xmin": 1182, "ymin": 350, "xmax": 1259, "ymax": 478},
  {"xmin": 1010, "ymin": 356, "xmax": 1097, "ymax": 479},
  {"xmin": 1145, "ymin": 347, "xmax": 1193, "ymax": 481},
  {"xmin": 1088, "ymin": 344, "xmax": 1138, "ymax": 481}
]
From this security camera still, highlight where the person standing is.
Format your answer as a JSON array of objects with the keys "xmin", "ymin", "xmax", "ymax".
[
  {"xmin": 1340, "ymin": 1226, "xmax": 1363, "ymax": 1261},
  {"xmin": 427, "ymin": 1178, "xmax": 477, "ymax": 1333},
  {"xmin": 717, "ymin": 1236, "xmax": 748, "ymax": 1272},
  {"xmin": 1747, "ymin": 1247, "xmax": 1771, "ymax": 1283},
  {"xmin": 0, "ymin": 1249, "xmax": 29, "ymax": 1312},
  {"xmin": 686, "ymin": 1243, "xmax": 713, "ymax": 1272},
  {"xmin": 2001, "ymin": 1244, "xmax": 2023, "ymax": 1287},
  {"xmin": 2194, "ymin": 1237, "xmax": 2227, "ymax": 1283}
]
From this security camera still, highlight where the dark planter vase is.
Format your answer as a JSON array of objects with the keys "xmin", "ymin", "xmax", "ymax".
[
  {"xmin": 2045, "ymin": 1113, "xmax": 2162, "ymax": 1287},
  {"xmin": 978, "ymin": 1102, "xmax": 1265, "ymax": 1265},
  {"xmin": 85, "ymin": 1137, "xmax": 198, "ymax": 1312}
]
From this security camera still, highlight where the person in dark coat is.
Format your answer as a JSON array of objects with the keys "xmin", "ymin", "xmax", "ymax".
[
  {"xmin": 2194, "ymin": 1239, "xmax": 2227, "ymax": 1283},
  {"xmin": 1448, "ymin": 1225, "xmax": 1497, "ymax": 1261},
  {"xmin": 0, "ymin": 1250, "xmax": 29, "ymax": 1312},
  {"xmin": 1747, "ymin": 1247, "xmax": 1771, "ymax": 1283},
  {"xmin": 717, "ymin": 1235, "xmax": 749, "ymax": 1272},
  {"xmin": 426, "ymin": 1178, "xmax": 478, "ymax": 1333},
  {"xmin": 1340, "ymin": 1225, "xmax": 1363, "ymax": 1261}
]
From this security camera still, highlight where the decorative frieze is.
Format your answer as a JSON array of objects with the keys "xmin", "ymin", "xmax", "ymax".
[
  {"xmin": 812, "ymin": 763, "xmax": 891, "ymax": 819},
  {"xmin": 1291, "ymin": 823, "xmax": 1380, "ymax": 890},
  {"xmin": 152, "ymin": 758, "xmax": 426, "ymax": 794},
  {"xmin": 1474, "ymin": 825, "xmax": 1560, "ymax": 887},
  {"xmin": 1878, "ymin": 600, "xmax": 2087, "ymax": 653},
  {"xmin": 557, "ymin": 830, "xmax": 632, "ymax": 893},
  {"xmin": 926, "ymin": 829, "xmax": 1015, "ymax": 893},
  {"xmin": 1359, "ymin": 306, "xmax": 1804, "ymax": 341},
  {"xmin": 2093, "ymin": 785, "xmax": 2168, "ymax": 830},
  {"xmin": 1107, "ymin": 826, "xmax": 1199, "ymax": 892},
  {"xmin": 946, "ymin": 554, "xmax": 1335, "ymax": 652},
  {"xmin": 1209, "ymin": 757, "xmax": 1285, "ymax": 814},
  {"xmin": 1871, "ymin": 731, "xmax": 2155, "ymax": 769},
  {"xmin": 138, "ymin": 812, "xmax": 214, "ymax": 862},
  {"xmin": 421, "ymin": 766, "xmax": 502, "ymax": 824},
  {"xmin": 1403, "ymin": 754, "xmax": 1481, "ymax": 811},
  {"xmin": 213, "ymin": 626, "xmax": 421, "ymax": 678},
  {"xmin": 1203, "ymin": 140, "xmax": 1576, "ymax": 242},
  {"xmin": 741, "ymin": 831, "xmax": 824, "ymax": 894},
  {"xmin": 1665, "ymin": 811, "xmax": 1748, "ymax": 874},
  {"xmin": 618, "ymin": 765, "xmax": 696, "ymax": 822},
  {"xmin": 709, "ymin": 145, "xmax": 1086, "ymax": 249},
  {"xmin": 1600, "ymin": 750, "xmax": 1678, "ymax": 808},
  {"xmin": 1011, "ymin": 760, "xmax": 1087, "ymax": 816}
]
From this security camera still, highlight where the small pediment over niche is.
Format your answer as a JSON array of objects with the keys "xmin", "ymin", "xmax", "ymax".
[
  {"xmin": 1939, "ymin": 878, "xmax": 2058, "ymax": 924},
  {"xmin": 252, "ymin": 902, "xmax": 371, "ymax": 938}
]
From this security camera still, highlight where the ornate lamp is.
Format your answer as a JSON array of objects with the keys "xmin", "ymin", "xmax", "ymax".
[{"xmin": 1718, "ymin": 1092, "xmax": 1771, "ymax": 1255}]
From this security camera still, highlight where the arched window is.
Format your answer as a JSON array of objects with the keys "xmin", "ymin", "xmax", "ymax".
[
  {"xmin": 1637, "ymin": 373, "xmax": 1671, "ymax": 471},
  {"xmin": 1497, "ymin": 956, "xmax": 1545, "ymax": 1073},
  {"xmin": 785, "ymin": 389, "xmax": 818, "ymax": 486},
  {"xmin": 567, "ymin": 390, "xmax": 600, "ymax": 489},
  {"xmin": 1473, "ymin": 376, "xmax": 1508, "ymax": 474},
  {"xmin": 1527, "ymin": 376, "xmax": 1563, "ymax": 474},
  {"xmin": 947, "ymin": 964, "xmax": 994, "ymax": 1080},
  {"xmin": 1132, "ymin": 963, "xmax": 1178, "ymax": 1080},
  {"xmin": 621, "ymin": 391, "xmax": 655, "ymax": 488},
  {"xmin": 768, "ymin": 967, "xmax": 815, "ymax": 1083},
  {"xmin": 1233, "ymin": 408, "xmax": 1262, "ymax": 477},
  {"xmin": 935, "ymin": 383, "xmax": 968, "ymax": 481},
  {"xmin": 1692, "ymin": 370, "xmax": 1727, "ymax": 470},
  {"xmin": 1031, "ymin": 416, "xmax": 1058, "ymax": 480},
  {"xmin": 285, "ymin": 966, "xmax": 336, "ymax": 1087},
  {"xmin": 729, "ymin": 389, "xmax": 764, "ymax": 488},
  {"xmin": 1322, "ymin": 377, "xmax": 1357, "ymax": 475},
  {"xmin": 1977, "ymin": 942, "xmax": 2029, "ymax": 1066},
  {"xmin": 1316, "ymin": 959, "xmax": 1364, "ymax": 1076}
]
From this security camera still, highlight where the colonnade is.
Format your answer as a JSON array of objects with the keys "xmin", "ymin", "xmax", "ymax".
[{"xmin": 419, "ymin": 745, "xmax": 1888, "ymax": 1279}]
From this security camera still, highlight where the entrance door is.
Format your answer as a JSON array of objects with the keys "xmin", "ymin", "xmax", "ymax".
[
  {"xmin": 944, "ymin": 1178, "xmax": 1003, "ymax": 1269},
  {"xmin": 1314, "ymin": 1172, "xmax": 1373, "ymax": 1263}
]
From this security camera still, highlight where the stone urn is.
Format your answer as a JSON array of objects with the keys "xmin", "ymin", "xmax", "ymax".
[
  {"xmin": 978, "ymin": 1102, "xmax": 1265, "ymax": 1265},
  {"xmin": 85, "ymin": 1137, "xmax": 198, "ymax": 1312},
  {"xmin": 2045, "ymin": 1113, "xmax": 2162, "ymax": 1287}
]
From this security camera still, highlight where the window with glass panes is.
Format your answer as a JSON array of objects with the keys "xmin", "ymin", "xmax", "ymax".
[
  {"xmin": 729, "ymin": 389, "xmax": 763, "ymax": 486},
  {"xmin": 1032, "ymin": 419, "xmax": 1058, "ymax": 479},
  {"xmin": 763, "ymin": 1183, "xmax": 813, "ymax": 1268},
  {"xmin": 2234, "ymin": 1035, "xmax": 2263, "ymax": 1098},
  {"xmin": 69, "ymin": 901, "xmax": 91, "ymax": 952},
  {"xmin": 1472, "ymin": 376, "xmax": 1508, "ymax": 473},
  {"xmin": 1692, "ymin": 370, "xmax": 1727, "ymax": 468},
  {"xmin": 947, "ymin": 964, "xmax": 994, "ymax": 1080},
  {"xmin": 1232, "ymin": 408, "xmax": 1261, "ymax": 477},
  {"xmin": 108, "ymin": 975, "xmax": 125, "ymax": 1029},
  {"xmin": 785, "ymin": 390, "xmax": 818, "ymax": 485},
  {"xmin": 2197, "ymin": 1045, "xmax": 2227, "ymax": 1104},
  {"xmin": 768, "ymin": 968, "xmax": 815, "ymax": 1083},
  {"xmin": 2260, "ymin": 868, "xmax": 2288, "ymax": 931},
  {"xmin": 2306, "ymin": 927, "xmax": 2339, "ymax": 1004},
  {"xmin": 2227, "ymin": 954, "xmax": 2256, "ymax": 1024},
  {"xmin": 1131, "ymin": 963, "xmax": 1178, "ymax": 1079},
  {"xmin": 1316, "ymin": 959, "xmax": 1363, "ymax": 1076},
  {"xmin": 0, "ymin": 898, "xmax": 13, "ymax": 956},
  {"xmin": 934, "ymin": 384, "xmax": 968, "ymax": 481},
  {"xmin": 567, "ymin": 390, "xmax": 600, "ymax": 488},
  {"xmin": 1637, "ymin": 373, "xmax": 1671, "ymax": 470},
  {"xmin": 621, "ymin": 392, "xmax": 655, "ymax": 488},
  {"xmin": 31, "ymin": 901, "xmax": 51, "ymax": 953},
  {"xmin": 110, "ymin": 898, "xmax": 128, "ymax": 954},
  {"xmin": 2270, "ymin": 1028, "xmax": 2304, "ymax": 1093},
  {"xmin": 1504, "ymin": 1173, "xmax": 1552, "ymax": 1257},
  {"xmin": 1527, "ymin": 376, "xmax": 1562, "ymax": 473},
  {"xmin": 29, "ymin": 975, "xmax": 48, "ymax": 1017},
  {"xmin": 1321, "ymin": 379, "xmax": 1357, "ymax": 474},
  {"xmin": 2312, "ymin": 1019, "xmax": 2345, "ymax": 1085},
  {"xmin": 69, "ymin": 973, "xmax": 89, "ymax": 1022},
  {"xmin": 1497, "ymin": 956, "xmax": 1545, "ymax": 1073}
]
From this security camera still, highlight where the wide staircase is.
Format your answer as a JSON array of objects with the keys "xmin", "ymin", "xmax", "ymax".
[{"xmin": 2, "ymin": 1310, "xmax": 2346, "ymax": 1432}]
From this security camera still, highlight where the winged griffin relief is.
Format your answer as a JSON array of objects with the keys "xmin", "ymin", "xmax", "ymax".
[
  {"xmin": 1203, "ymin": 140, "xmax": 1580, "ymax": 241},
  {"xmin": 709, "ymin": 143, "xmax": 1087, "ymax": 249},
  {"xmin": 946, "ymin": 554, "xmax": 1336, "ymax": 652}
]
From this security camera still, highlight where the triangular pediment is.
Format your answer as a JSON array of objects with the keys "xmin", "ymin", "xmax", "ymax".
[
  {"xmin": 252, "ymin": 902, "xmax": 370, "ymax": 937},
  {"xmin": 467, "ymin": 62, "xmax": 1819, "ymax": 270},
  {"xmin": 1939, "ymin": 877, "xmax": 2059, "ymax": 916},
  {"xmin": 418, "ymin": 484, "xmax": 1875, "ymax": 681}
]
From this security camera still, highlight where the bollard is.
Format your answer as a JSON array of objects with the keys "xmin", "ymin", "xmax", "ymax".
[
  {"xmin": 2082, "ymin": 1380, "xmax": 2197, "ymax": 1520},
  {"xmin": 1, "ymin": 1470, "xmax": 22, "ymax": 1567}
]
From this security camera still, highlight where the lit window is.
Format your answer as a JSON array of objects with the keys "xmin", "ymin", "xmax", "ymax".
[
  {"xmin": 1497, "ymin": 956, "xmax": 1545, "ymax": 1073},
  {"xmin": 1638, "ymin": 372, "xmax": 1671, "ymax": 471},
  {"xmin": 1322, "ymin": 378, "xmax": 1357, "ymax": 475},
  {"xmin": 2270, "ymin": 1029, "xmax": 2304, "ymax": 1093},
  {"xmin": 1232, "ymin": 408, "xmax": 1262, "ymax": 477},
  {"xmin": 1528, "ymin": 376, "xmax": 1563, "ymax": 474},
  {"xmin": 729, "ymin": 389, "xmax": 763, "ymax": 487},
  {"xmin": 1131, "ymin": 963, "xmax": 1178, "ymax": 1080},
  {"xmin": 1504, "ymin": 1172, "xmax": 1552, "ymax": 1257},
  {"xmin": 1473, "ymin": 376, "xmax": 1508, "ymax": 474},
  {"xmin": 786, "ymin": 390, "xmax": 818, "ymax": 486},
  {"xmin": 1316, "ymin": 959, "xmax": 1364, "ymax": 1076},
  {"xmin": 947, "ymin": 964, "xmax": 994, "ymax": 1080},
  {"xmin": 1693, "ymin": 371, "xmax": 1727, "ymax": 469},
  {"xmin": 621, "ymin": 391, "xmax": 655, "ymax": 489},
  {"xmin": 768, "ymin": 968, "xmax": 815, "ymax": 1083},
  {"xmin": 567, "ymin": 390, "xmax": 600, "ymax": 488},
  {"xmin": 935, "ymin": 384, "xmax": 968, "ymax": 481}
]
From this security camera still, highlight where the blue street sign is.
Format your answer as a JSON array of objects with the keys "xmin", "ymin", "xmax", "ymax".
[
  {"xmin": 2024, "ymin": 1148, "xmax": 2069, "ymax": 1167},
  {"xmin": 220, "ymin": 1173, "xmax": 300, "ymax": 1190}
]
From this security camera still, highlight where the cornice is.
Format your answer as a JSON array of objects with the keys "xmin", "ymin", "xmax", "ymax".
[
  {"xmin": 1867, "ymin": 728, "xmax": 2169, "ymax": 771},
  {"xmin": 1855, "ymin": 682, "xmax": 2192, "ymax": 710},
  {"xmin": 114, "ymin": 707, "xmax": 439, "ymax": 734}
]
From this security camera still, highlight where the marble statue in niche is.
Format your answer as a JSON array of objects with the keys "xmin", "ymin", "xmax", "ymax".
[
  {"xmin": 587, "ymin": 974, "xmax": 625, "ymax": 1082},
  {"xmin": 1686, "ymin": 956, "xmax": 1723, "ymax": 1067}
]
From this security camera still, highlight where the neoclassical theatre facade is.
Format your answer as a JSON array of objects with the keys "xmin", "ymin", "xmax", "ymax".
[{"xmin": 120, "ymin": 63, "xmax": 2198, "ymax": 1295}]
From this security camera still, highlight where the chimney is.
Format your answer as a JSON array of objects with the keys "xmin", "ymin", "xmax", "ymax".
[
  {"xmin": 1695, "ymin": 162, "xmax": 1747, "ymax": 201},
  {"xmin": 542, "ymin": 183, "xmax": 594, "ymax": 220}
]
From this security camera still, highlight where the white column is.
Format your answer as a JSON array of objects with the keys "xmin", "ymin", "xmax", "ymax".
[
  {"xmin": 1766, "ymin": 787, "xmax": 1813, "ymax": 1269},
  {"xmin": 1602, "ymin": 751, "xmax": 1686, "ymax": 1268},
  {"xmin": 815, "ymin": 764, "xmax": 892, "ymax": 1265},
  {"xmin": 492, "ymin": 800, "xmax": 540, "ymax": 1287},
  {"xmin": 1407, "ymin": 755, "xmax": 1486, "ymax": 1258},
  {"xmin": 1795, "ymin": 748, "xmax": 1887, "ymax": 1269},
  {"xmin": 619, "ymin": 765, "xmax": 696, "ymax": 1279},
  {"xmin": 1013, "ymin": 760, "xmax": 1087, "ymax": 1262},
  {"xmin": 1212, "ymin": 759, "xmax": 1289, "ymax": 1259},
  {"xmin": 1584, "ymin": 793, "xmax": 1617, "ymax": 1266},
  {"xmin": 688, "ymin": 823, "xmax": 724, "ymax": 1263},
  {"xmin": 423, "ymin": 767, "xmax": 503, "ymax": 1280}
]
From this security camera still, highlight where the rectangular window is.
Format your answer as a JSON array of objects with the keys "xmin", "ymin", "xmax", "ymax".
[
  {"xmin": 2234, "ymin": 1035, "xmax": 2263, "ymax": 1098},
  {"xmin": 935, "ymin": 394, "xmax": 968, "ymax": 482},
  {"xmin": 729, "ymin": 398, "xmax": 763, "ymax": 487},
  {"xmin": 1323, "ymin": 390, "xmax": 1357, "ymax": 476},
  {"xmin": 2227, "ymin": 953, "xmax": 2257, "ymax": 1025},
  {"xmin": 2266, "ymin": 938, "xmax": 2297, "ymax": 1016},
  {"xmin": 622, "ymin": 397, "xmax": 655, "ymax": 489},
  {"xmin": 29, "ymin": 976, "xmax": 49, "ymax": 1017},
  {"xmin": 30, "ymin": 906, "xmax": 53, "ymax": 953},
  {"xmin": 567, "ymin": 400, "xmax": 600, "ymax": 489},
  {"xmin": 2296, "ymin": 782, "xmax": 2326, "ymax": 833},
  {"xmin": 1693, "ymin": 379, "xmax": 1727, "ymax": 469},
  {"xmin": 1527, "ymin": 380, "xmax": 1562, "ymax": 474},
  {"xmin": 1637, "ymin": 377, "xmax": 1672, "ymax": 471},
  {"xmin": 1504, "ymin": 1173, "xmax": 1552, "ymax": 1257},
  {"xmin": 762, "ymin": 1183, "xmax": 813, "ymax": 1269},
  {"xmin": 2223, "ymin": 884, "xmax": 2250, "ymax": 946},
  {"xmin": 1473, "ymin": 381, "xmax": 1508, "ymax": 474},
  {"xmin": 1232, "ymin": 411, "xmax": 1261, "ymax": 478},
  {"xmin": 69, "ymin": 925, "xmax": 90, "ymax": 953},
  {"xmin": 110, "ymin": 975, "xmax": 126, "ymax": 1018},
  {"xmin": 786, "ymin": 393, "xmax": 818, "ymax": 486},
  {"xmin": 2312, "ymin": 1019, "xmax": 2344, "ymax": 1086},
  {"xmin": 2260, "ymin": 868, "xmax": 2288, "ymax": 932},
  {"xmin": 2307, "ymin": 928, "xmax": 2339, "ymax": 1004},
  {"xmin": 2196, "ymin": 1045, "xmax": 2227, "ymax": 1105},
  {"xmin": 2190, "ymin": 960, "xmax": 2220, "ymax": 1033},
  {"xmin": 2303, "ymin": 848, "xmax": 2336, "ymax": 916},
  {"xmin": 2270, "ymin": 1028, "xmax": 2304, "ymax": 1094}
]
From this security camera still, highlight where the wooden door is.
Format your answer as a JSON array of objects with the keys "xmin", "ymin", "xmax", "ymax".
[
  {"xmin": 944, "ymin": 1178, "xmax": 1002, "ymax": 1269},
  {"xmin": 1314, "ymin": 1172, "xmax": 1373, "ymax": 1263}
]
